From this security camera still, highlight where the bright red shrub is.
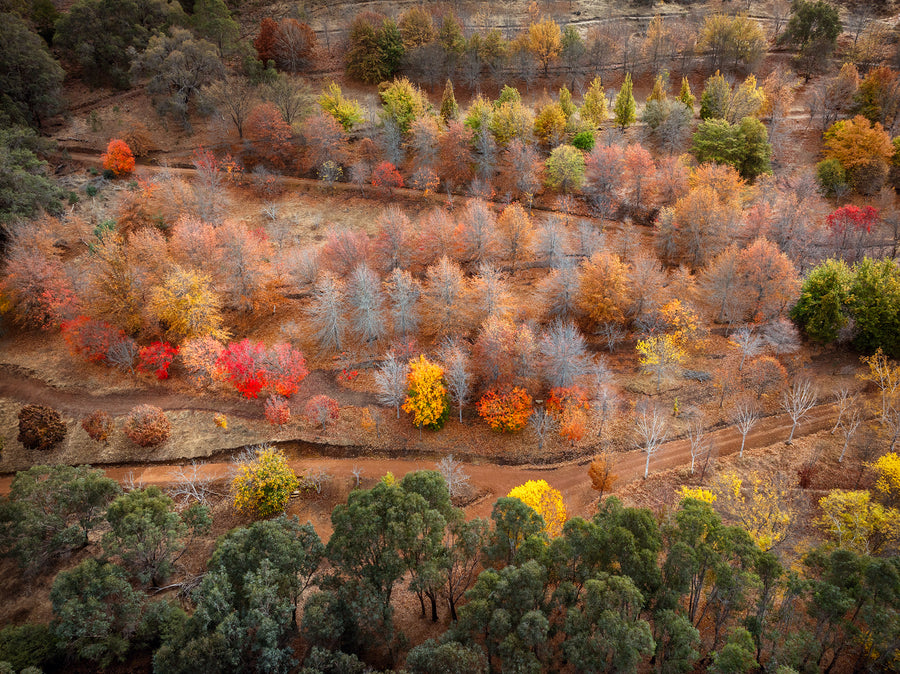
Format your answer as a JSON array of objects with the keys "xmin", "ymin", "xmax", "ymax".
[
  {"xmin": 138, "ymin": 342, "xmax": 179, "ymax": 380},
  {"xmin": 102, "ymin": 139, "xmax": 135, "ymax": 177},
  {"xmin": 262, "ymin": 343, "xmax": 308, "ymax": 397},
  {"xmin": 216, "ymin": 339, "xmax": 268, "ymax": 398},
  {"xmin": 372, "ymin": 161, "xmax": 403, "ymax": 192},
  {"xmin": 826, "ymin": 204, "xmax": 878, "ymax": 235}
]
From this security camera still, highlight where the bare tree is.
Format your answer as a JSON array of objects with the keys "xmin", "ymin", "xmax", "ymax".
[
  {"xmin": 441, "ymin": 342, "xmax": 472, "ymax": 423},
  {"xmin": 540, "ymin": 320, "xmax": 590, "ymax": 389},
  {"xmin": 535, "ymin": 218, "xmax": 570, "ymax": 268},
  {"xmin": 169, "ymin": 461, "xmax": 215, "ymax": 506},
  {"xmin": 373, "ymin": 206, "xmax": 414, "ymax": 274},
  {"xmin": 530, "ymin": 407, "xmax": 556, "ymax": 451},
  {"xmin": 437, "ymin": 454, "xmax": 470, "ymax": 499},
  {"xmin": 471, "ymin": 264, "xmax": 510, "ymax": 322},
  {"xmin": 374, "ymin": 351, "xmax": 408, "ymax": 418},
  {"xmin": 306, "ymin": 273, "xmax": 347, "ymax": 354},
  {"xmin": 107, "ymin": 337, "xmax": 139, "ymax": 374},
  {"xmin": 264, "ymin": 74, "xmax": 313, "ymax": 126},
  {"xmin": 838, "ymin": 404, "xmax": 862, "ymax": 463},
  {"xmin": 539, "ymin": 262, "xmax": 581, "ymax": 321},
  {"xmin": 636, "ymin": 404, "xmax": 668, "ymax": 479},
  {"xmin": 596, "ymin": 322, "xmax": 627, "ymax": 352},
  {"xmin": 831, "ymin": 387, "xmax": 857, "ymax": 434},
  {"xmin": 346, "ymin": 264, "xmax": 386, "ymax": 349},
  {"xmin": 350, "ymin": 465, "xmax": 363, "ymax": 488},
  {"xmin": 730, "ymin": 327, "xmax": 763, "ymax": 372},
  {"xmin": 687, "ymin": 414, "xmax": 709, "ymax": 475},
  {"xmin": 782, "ymin": 378, "xmax": 819, "ymax": 445},
  {"xmin": 457, "ymin": 199, "xmax": 499, "ymax": 267},
  {"xmin": 423, "ymin": 256, "xmax": 469, "ymax": 338},
  {"xmin": 761, "ymin": 318, "xmax": 801, "ymax": 356},
  {"xmin": 731, "ymin": 398, "xmax": 759, "ymax": 458},
  {"xmin": 204, "ymin": 75, "xmax": 257, "ymax": 138},
  {"xmin": 304, "ymin": 467, "xmax": 332, "ymax": 495},
  {"xmin": 573, "ymin": 220, "xmax": 604, "ymax": 259},
  {"xmin": 384, "ymin": 268, "xmax": 421, "ymax": 341}
]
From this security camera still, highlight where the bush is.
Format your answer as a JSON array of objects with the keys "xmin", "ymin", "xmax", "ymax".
[
  {"xmin": 81, "ymin": 410, "xmax": 113, "ymax": 443},
  {"xmin": 17, "ymin": 404, "xmax": 66, "ymax": 451},
  {"xmin": 816, "ymin": 158, "xmax": 847, "ymax": 197},
  {"xmin": 123, "ymin": 405, "xmax": 171, "ymax": 447},
  {"xmin": 137, "ymin": 342, "xmax": 178, "ymax": 380},
  {"xmin": 303, "ymin": 395, "xmax": 339, "ymax": 429},
  {"xmin": 476, "ymin": 387, "xmax": 534, "ymax": 432},
  {"xmin": 232, "ymin": 445, "xmax": 299, "ymax": 517},
  {"xmin": 101, "ymin": 139, "xmax": 135, "ymax": 177},
  {"xmin": 570, "ymin": 130, "xmax": 596, "ymax": 151},
  {"xmin": 61, "ymin": 316, "xmax": 123, "ymax": 363},
  {"xmin": 0, "ymin": 623, "xmax": 59, "ymax": 671},
  {"xmin": 264, "ymin": 395, "xmax": 291, "ymax": 426}
]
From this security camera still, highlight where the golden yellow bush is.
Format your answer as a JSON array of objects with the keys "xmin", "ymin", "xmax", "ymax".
[{"xmin": 507, "ymin": 479, "xmax": 567, "ymax": 537}]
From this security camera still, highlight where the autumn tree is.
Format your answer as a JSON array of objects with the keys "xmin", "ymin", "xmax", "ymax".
[
  {"xmin": 540, "ymin": 321, "xmax": 590, "ymax": 389},
  {"xmin": 245, "ymin": 102, "xmax": 296, "ymax": 170},
  {"xmin": 441, "ymin": 343, "xmax": 472, "ymax": 423},
  {"xmin": 637, "ymin": 334, "xmax": 686, "ymax": 392},
  {"xmin": 204, "ymin": 74, "xmax": 257, "ymax": 138},
  {"xmin": 455, "ymin": 199, "xmax": 499, "ymax": 266},
  {"xmin": 507, "ymin": 479, "xmax": 566, "ymax": 536},
  {"xmin": 151, "ymin": 267, "xmax": 227, "ymax": 342},
  {"xmin": 635, "ymin": 404, "xmax": 668, "ymax": 478},
  {"xmin": 346, "ymin": 264, "xmax": 386, "ymax": 348},
  {"xmin": 101, "ymin": 139, "xmax": 135, "ymax": 177},
  {"xmin": 545, "ymin": 145, "xmax": 586, "ymax": 193},
  {"xmin": 697, "ymin": 14, "xmax": 766, "ymax": 72},
  {"xmin": 527, "ymin": 17, "xmax": 561, "ymax": 76},
  {"xmin": 691, "ymin": 117, "xmax": 772, "ymax": 181},
  {"xmin": 588, "ymin": 454, "xmax": 618, "ymax": 499},
  {"xmin": 403, "ymin": 354, "xmax": 449, "ymax": 430},
  {"xmin": 306, "ymin": 273, "xmax": 347, "ymax": 354},
  {"xmin": 232, "ymin": 445, "xmax": 299, "ymax": 517},
  {"xmin": 422, "ymin": 256, "xmax": 468, "ymax": 338},
  {"xmin": 477, "ymin": 387, "xmax": 533, "ymax": 432},
  {"xmin": 613, "ymin": 73, "xmax": 637, "ymax": 130},
  {"xmin": 374, "ymin": 350, "xmax": 409, "ymax": 418},
  {"xmin": 733, "ymin": 238, "xmax": 800, "ymax": 322},
  {"xmin": 385, "ymin": 267, "xmax": 421, "ymax": 340},
  {"xmin": 823, "ymin": 116, "xmax": 894, "ymax": 195},
  {"xmin": 497, "ymin": 202, "xmax": 534, "ymax": 272},
  {"xmin": 577, "ymin": 250, "xmax": 631, "ymax": 327}
]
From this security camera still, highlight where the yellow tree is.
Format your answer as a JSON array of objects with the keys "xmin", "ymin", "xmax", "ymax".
[
  {"xmin": 713, "ymin": 471, "xmax": 795, "ymax": 551},
  {"xmin": 402, "ymin": 355, "xmax": 449, "ymax": 430},
  {"xmin": 857, "ymin": 348, "xmax": 900, "ymax": 419},
  {"xmin": 872, "ymin": 452, "xmax": 900, "ymax": 507},
  {"xmin": 232, "ymin": 445, "xmax": 299, "ymax": 517},
  {"xmin": 150, "ymin": 267, "xmax": 229, "ymax": 342},
  {"xmin": 636, "ymin": 334, "xmax": 686, "ymax": 392},
  {"xmin": 817, "ymin": 489, "xmax": 900, "ymax": 555},
  {"xmin": 577, "ymin": 250, "xmax": 631, "ymax": 327},
  {"xmin": 580, "ymin": 76, "xmax": 607, "ymax": 128},
  {"xmin": 527, "ymin": 17, "xmax": 561, "ymax": 76},
  {"xmin": 659, "ymin": 299, "xmax": 700, "ymax": 349},
  {"xmin": 507, "ymin": 479, "xmax": 567, "ymax": 537}
]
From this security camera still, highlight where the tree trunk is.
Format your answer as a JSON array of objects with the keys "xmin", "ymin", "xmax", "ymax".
[
  {"xmin": 787, "ymin": 419, "xmax": 798, "ymax": 445},
  {"xmin": 739, "ymin": 434, "xmax": 746, "ymax": 458},
  {"xmin": 644, "ymin": 449, "xmax": 651, "ymax": 478}
]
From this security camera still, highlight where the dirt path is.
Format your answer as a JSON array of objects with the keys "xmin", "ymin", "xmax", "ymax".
[{"xmin": 3, "ymin": 402, "xmax": 835, "ymax": 522}]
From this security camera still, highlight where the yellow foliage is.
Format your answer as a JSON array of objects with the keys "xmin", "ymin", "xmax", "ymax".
[
  {"xmin": 577, "ymin": 251, "xmax": 631, "ymax": 327},
  {"xmin": 817, "ymin": 489, "xmax": 900, "ymax": 555},
  {"xmin": 381, "ymin": 471, "xmax": 396, "ymax": 487},
  {"xmin": 636, "ymin": 333, "xmax": 686, "ymax": 392},
  {"xmin": 527, "ymin": 17, "xmax": 561, "ymax": 72},
  {"xmin": 872, "ymin": 452, "xmax": 900, "ymax": 507},
  {"xmin": 214, "ymin": 413, "xmax": 228, "ymax": 430},
  {"xmin": 232, "ymin": 446, "xmax": 299, "ymax": 517},
  {"xmin": 660, "ymin": 299, "xmax": 700, "ymax": 349},
  {"xmin": 713, "ymin": 471, "xmax": 794, "ymax": 551},
  {"xmin": 678, "ymin": 486, "xmax": 716, "ymax": 504},
  {"xmin": 151, "ymin": 267, "xmax": 229, "ymax": 342},
  {"xmin": 507, "ymin": 479, "xmax": 567, "ymax": 537},
  {"xmin": 402, "ymin": 355, "xmax": 449, "ymax": 430}
]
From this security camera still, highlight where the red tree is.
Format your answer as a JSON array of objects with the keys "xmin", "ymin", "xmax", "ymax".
[
  {"xmin": 216, "ymin": 339, "xmax": 268, "ymax": 398},
  {"xmin": 102, "ymin": 139, "xmax": 135, "ymax": 177},
  {"xmin": 372, "ymin": 161, "xmax": 403, "ymax": 194},
  {"xmin": 264, "ymin": 395, "xmax": 291, "ymax": 426},
  {"xmin": 826, "ymin": 204, "xmax": 879, "ymax": 261},
  {"xmin": 304, "ymin": 395, "xmax": 340, "ymax": 428},
  {"xmin": 61, "ymin": 316, "xmax": 123, "ymax": 363},
  {"xmin": 262, "ymin": 343, "xmax": 309, "ymax": 397},
  {"xmin": 138, "ymin": 342, "xmax": 178, "ymax": 380},
  {"xmin": 254, "ymin": 18, "xmax": 279, "ymax": 64},
  {"xmin": 245, "ymin": 103, "xmax": 295, "ymax": 170}
]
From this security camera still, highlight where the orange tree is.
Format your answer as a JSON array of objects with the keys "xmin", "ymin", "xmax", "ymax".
[
  {"xmin": 507, "ymin": 479, "xmax": 567, "ymax": 537},
  {"xmin": 402, "ymin": 355, "xmax": 449, "ymax": 430},
  {"xmin": 477, "ymin": 386, "xmax": 533, "ymax": 432},
  {"xmin": 102, "ymin": 139, "xmax": 135, "ymax": 177}
]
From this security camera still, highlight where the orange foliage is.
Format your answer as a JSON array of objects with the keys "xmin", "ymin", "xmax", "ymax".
[
  {"xmin": 245, "ymin": 103, "xmax": 295, "ymax": 170},
  {"xmin": 102, "ymin": 139, "xmax": 135, "ymax": 177},
  {"xmin": 476, "ymin": 386, "xmax": 534, "ymax": 432},
  {"xmin": 588, "ymin": 455, "xmax": 618, "ymax": 496}
]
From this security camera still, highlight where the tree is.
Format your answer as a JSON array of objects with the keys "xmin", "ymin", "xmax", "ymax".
[
  {"xmin": 270, "ymin": 19, "xmax": 317, "ymax": 72},
  {"xmin": 527, "ymin": 17, "xmax": 561, "ymax": 76},
  {"xmin": 853, "ymin": 66, "xmax": 900, "ymax": 132},
  {"xmin": 791, "ymin": 258, "xmax": 853, "ymax": 343},
  {"xmin": 385, "ymin": 268, "xmax": 421, "ymax": 340},
  {"xmin": 780, "ymin": 1, "xmax": 841, "ymax": 65},
  {"xmin": 0, "ymin": 12, "xmax": 64, "ymax": 127},
  {"xmin": 477, "ymin": 387, "xmax": 533, "ymax": 432},
  {"xmin": 455, "ymin": 199, "xmax": 499, "ymax": 266},
  {"xmin": 697, "ymin": 14, "xmax": 765, "ymax": 72},
  {"xmin": 99, "ymin": 138, "xmax": 136, "ymax": 178},
  {"xmin": 442, "ymin": 344, "xmax": 471, "ymax": 424},
  {"xmin": 635, "ymin": 404, "xmax": 668, "ymax": 478},
  {"xmin": 533, "ymin": 102, "xmax": 566, "ymax": 146},
  {"xmin": 497, "ymin": 202, "xmax": 534, "ymax": 272},
  {"xmin": 823, "ymin": 116, "xmax": 894, "ymax": 195},
  {"xmin": 691, "ymin": 117, "xmax": 772, "ymax": 181},
  {"xmin": 440, "ymin": 79, "xmax": 459, "ymax": 122},
  {"xmin": 544, "ymin": 144, "xmax": 586, "ymax": 193},
  {"xmin": 204, "ymin": 74, "xmax": 256, "ymax": 138},
  {"xmin": 588, "ymin": 454, "xmax": 618, "ymax": 499},
  {"xmin": 848, "ymin": 258, "xmax": 900, "ymax": 357},
  {"xmin": 306, "ymin": 273, "xmax": 347, "ymax": 354},
  {"xmin": 422, "ymin": 256, "xmax": 468, "ymax": 338},
  {"xmin": 372, "ymin": 160, "xmax": 403, "ymax": 193},
  {"xmin": 50, "ymin": 559, "xmax": 144, "ymax": 666},
  {"xmin": 507, "ymin": 479, "xmax": 566, "ymax": 537},
  {"xmin": 54, "ymin": 0, "xmax": 181, "ymax": 88},
  {"xmin": 192, "ymin": 0, "xmax": 238, "ymax": 56},
  {"xmin": 132, "ymin": 28, "xmax": 224, "ymax": 130},
  {"xmin": 232, "ymin": 445, "xmax": 299, "ymax": 517},
  {"xmin": 304, "ymin": 395, "xmax": 340, "ymax": 429},
  {"xmin": 151, "ymin": 267, "xmax": 227, "ymax": 341},
  {"xmin": 104, "ymin": 486, "xmax": 210, "ymax": 585},
  {"xmin": 318, "ymin": 81, "xmax": 363, "ymax": 132},
  {"xmin": 123, "ymin": 405, "xmax": 171, "ymax": 447},
  {"xmin": 581, "ymin": 76, "xmax": 608, "ymax": 128},
  {"xmin": 540, "ymin": 321, "xmax": 590, "ymax": 389},
  {"xmin": 374, "ymin": 351, "xmax": 408, "ymax": 419},
  {"xmin": 246, "ymin": 102, "xmax": 296, "ymax": 170},
  {"xmin": 734, "ymin": 237, "xmax": 799, "ymax": 322},
  {"xmin": 826, "ymin": 205, "xmax": 878, "ymax": 263},
  {"xmin": 710, "ymin": 628, "xmax": 758, "ymax": 674},
  {"xmin": 403, "ymin": 355, "xmax": 449, "ymax": 430},
  {"xmin": 637, "ymin": 334, "xmax": 686, "ymax": 392},
  {"xmin": 731, "ymin": 398, "xmax": 759, "ymax": 458},
  {"xmin": 782, "ymin": 378, "xmax": 818, "ymax": 444},
  {"xmin": 577, "ymin": 250, "xmax": 631, "ymax": 327},
  {"xmin": 346, "ymin": 264, "xmax": 386, "ymax": 347},
  {"xmin": 816, "ymin": 490, "xmax": 900, "ymax": 554},
  {"xmin": 0, "ymin": 126, "xmax": 62, "ymax": 223},
  {"xmin": 613, "ymin": 73, "xmax": 637, "ymax": 129}
]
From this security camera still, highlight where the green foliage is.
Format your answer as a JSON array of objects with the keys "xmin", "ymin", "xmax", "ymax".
[
  {"xmin": 570, "ymin": 129, "xmax": 595, "ymax": 151},
  {"xmin": 483, "ymin": 496, "xmax": 548, "ymax": 567},
  {"xmin": 691, "ymin": 116, "xmax": 771, "ymax": 181},
  {"xmin": 379, "ymin": 77, "xmax": 429, "ymax": 135},
  {"xmin": 191, "ymin": 0, "xmax": 238, "ymax": 55},
  {"xmin": 54, "ymin": 0, "xmax": 183, "ymax": 88},
  {"xmin": 653, "ymin": 609, "xmax": 700, "ymax": 674},
  {"xmin": 345, "ymin": 15, "xmax": 404, "ymax": 84},
  {"xmin": 848, "ymin": 257, "xmax": 900, "ymax": 357},
  {"xmin": 613, "ymin": 73, "xmax": 637, "ymax": 129},
  {"xmin": 318, "ymin": 81, "xmax": 363, "ymax": 132},
  {"xmin": 406, "ymin": 639, "xmax": 486, "ymax": 674},
  {"xmin": 300, "ymin": 646, "xmax": 366, "ymax": 674},
  {"xmin": 816, "ymin": 157, "xmax": 848, "ymax": 197},
  {"xmin": 710, "ymin": 628, "xmax": 757, "ymax": 674},
  {"xmin": 0, "ymin": 12, "xmax": 64, "ymax": 126},
  {"xmin": 544, "ymin": 144, "xmax": 585, "ymax": 193},
  {"xmin": 103, "ymin": 486, "xmax": 211, "ymax": 586},
  {"xmin": 50, "ymin": 559, "xmax": 144, "ymax": 667},
  {"xmin": 780, "ymin": 0, "xmax": 841, "ymax": 52},
  {"xmin": 791, "ymin": 258, "xmax": 853, "ymax": 343},
  {"xmin": 0, "ymin": 624, "xmax": 59, "ymax": 671},
  {"xmin": 440, "ymin": 79, "xmax": 459, "ymax": 122},
  {"xmin": 700, "ymin": 71, "xmax": 730, "ymax": 120},
  {"xmin": 0, "ymin": 464, "xmax": 119, "ymax": 572},
  {"xmin": 0, "ymin": 125, "xmax": 62, "ymax": 223}
]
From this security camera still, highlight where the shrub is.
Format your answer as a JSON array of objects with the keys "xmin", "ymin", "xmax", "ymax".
[
  {"xmin": 264, "ymin": 395, "xmax": 291, "ymax": 426},
  {"xmin": 17, "ymin": 404, "xmax": 66, "ymax": 451},
  {"xmin": 476, "ymin": 387, "xmax": 533, "ymax": 432},
  {"xmin": 0, "ymin": 623, "xmax": 59, "ymax": 671},
  {"xmin": 180, "ymin": 336, "xmax": 225, "ymax": 386},
  {"xmin": 372, "ymin": 161, "xmax": 403, "ymax": 192},
  {"xmin": 232, "ymin": 445, "xmax": 299, "ymax": 517},
  {"xmin": 571, "ymin": 130, "xmax": 595, "ymax": 151},
  {"xmin": 816, "ymin": 158, "xmax": 847, "ymax": 197},
  {"xmin": 137, "ymin": 342, "xmax": 178, "ymax": 380},
  {"xmin": 82, "ymin": 410, "xmax": 113, "ymax": 443},
  {"xmin": 101, "ymin": 139, "xmax": 135, "ymax": 177},
  {"xmin": 123, "ymin": 405, "xmax": 171, "ymax": 447},
  {"xmin": 216, "ymin": 339, "xmax": 267, "ymax": 398},
  {"xmin": 303, "ymin": 395, "xmax": 339, "ymax": 429},
  {"xmin": 61, "ymin": 316, "xmax": 123, "ymax": 363}
]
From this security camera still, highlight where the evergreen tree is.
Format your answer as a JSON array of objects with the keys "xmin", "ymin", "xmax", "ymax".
[
  {"xmin": 440, "ymin": 79, "xmax": 459, "ymax": 122},
  {"xmin": 678, "ymin": 76, "xmax": 695, "ymax": 113},
  {"xmin": 613, "ymin": 73, "xmax": 637, "ymax": 130}
]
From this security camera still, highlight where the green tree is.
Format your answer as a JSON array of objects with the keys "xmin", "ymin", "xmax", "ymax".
[
  {"xmin": 0, "ymin": 623, "xmax": 60, "ymax": 671},
  {"xmin": 678, "ymin": 76, "xmax": 695, "ymax": 114},
  {"xmin": 691, "ymin": 116, "xmax": 772, "ymax": 181},
  {"xmin": 318, "ymin": 81, "xmax": 363, "ymax": 132},
  {"xmin": 848, "ymin": 257, "xmax": 900, "ymax": 357},
  {"xmin": 791, "ymin": 258, "xmax": 853, "ymax": 343},
  {"xmin": 700, "ymin": 71, "xmax": 730, "ymax": 120},
  {"xmin": 132, "ymin": 28, "xmax": 224, "ymax": 130},
  {"xmin": 710, "ymin": 628, "xmax": 758, "ymax": 674},
  {"xmin": 440, "ymin": 79, "xmax": 459, "ymax": 121},
  {"xmin": 379, "ymin": 77, "xmax": 429, "ymax": 135},
  {"xmin": 483, "ymin": 496, "xmax": 548, "ymax": 568},
  {"xmin": 406, "ymin": 639, "xmax": 487, "ymax": 674},
  {"xmin": 544, "ymin": 144, "xmax": 585, "ymax": 193},
  {"xmin": 653, "ymin": 609, "xmax": 701, "ymax": 674},
  {"xmin": 0, "ymin": 125, "xmax": 62, "ymax": 223},
  {"xmin": 191, "ymin": 0, "xmax": 238, "ymax": 56},
  {"xmin": 50, "ymin": 559, "xmax": 144, "ymax": 666},
  {"xmin": 581, "ymin": 76, "xmax": 608, "ymax": 128},
  {"xmin": 54, "ymin": 0, "xmax": 182, "ymax": 88},
  {"xmin": 780, "ymin": 1, "xmax": 841, "ymax": 54},
  {"xmin": 613, "ymin": 73, "xmax": 637, "ymax": 130},
  {"xmin": 0, "ymin": 12, "xmax": 64, "ymax": 127},
  {"xmin": 103, "ymin": 486, "xmax": 211, "ymax": 586},
  {"xmin": 0, "ymin": 464, "xmax": 120, "ymax": 573}
]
